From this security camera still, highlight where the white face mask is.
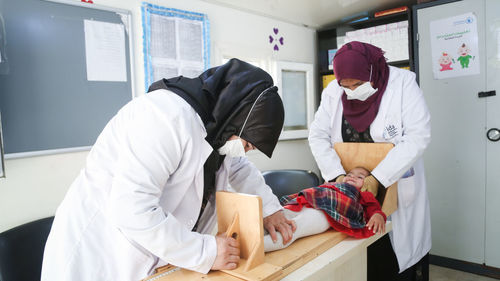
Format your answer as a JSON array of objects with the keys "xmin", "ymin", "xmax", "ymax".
[
  {"xmin": 218, "ymin": 138, "xmax": 246, "ymax": 158},
  {"xmin": 342, "ymin": 82, "xmax": 378, "ymax": 101},
  {"xmin": 341, "ymin": 64, "xmax": 378, "ymax": 101}
]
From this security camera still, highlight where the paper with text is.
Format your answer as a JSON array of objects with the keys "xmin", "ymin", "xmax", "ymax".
[{"xmin": 84, "ymin": 20, "xmax": 127, "ymax": 82}]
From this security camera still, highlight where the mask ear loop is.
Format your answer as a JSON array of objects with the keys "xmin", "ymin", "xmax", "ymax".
[
  {"xmin": 237, "ymin": 86, "xmax": 275, "ymax": 138},
  {"xmin": 369, "ymin": 64, "xmax": 373, "ymax": 83}
]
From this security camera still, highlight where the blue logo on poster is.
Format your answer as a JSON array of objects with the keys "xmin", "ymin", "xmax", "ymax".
[{"xmin": 454, "ymin": 16, "xmax": 474, "ymax": 26}]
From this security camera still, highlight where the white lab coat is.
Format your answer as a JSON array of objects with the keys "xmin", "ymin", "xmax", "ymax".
[
  {"xmin": 309, "ymin": 66, "xmax": 431, "ymax": 272},
  {"xmin": 41, "ymin": 90, "xmax": 282, "ymax": 281}
]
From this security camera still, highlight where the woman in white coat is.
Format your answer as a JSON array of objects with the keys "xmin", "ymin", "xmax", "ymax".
[
  {"xmin": 41, "ymin": 59, "xmax": 295, "ymax": 280},
  {"xmin": 309, "ymin": 41, "xmax": 431, "ymax": 281}
]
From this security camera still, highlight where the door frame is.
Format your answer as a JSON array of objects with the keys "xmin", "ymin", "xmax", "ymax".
[{"xmin": 412, "ymin": 0, "xmax": 500, "ymax": 277}]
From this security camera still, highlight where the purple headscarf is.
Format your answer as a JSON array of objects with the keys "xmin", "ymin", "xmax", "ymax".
[{"xmin": 333, "ymin": 41, "xmax": 389, "ymax": 133}]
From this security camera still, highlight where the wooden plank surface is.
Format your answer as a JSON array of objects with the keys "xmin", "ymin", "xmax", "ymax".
[
  {"xmin": 265, "ymin": 230, "xmax": 348, "ymax": 280},
  {"xmin": 142, "ymin": 230, "xmax": 348, "ymax": 281},
  {"xmin": 221, "ymin": 261, "xmax": 282, "ymax": 281}
]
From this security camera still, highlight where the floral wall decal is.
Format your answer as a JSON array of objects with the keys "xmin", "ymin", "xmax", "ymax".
[{"xmin": 269, "ymin": 27, "xmax": 284, "ymax": 51}]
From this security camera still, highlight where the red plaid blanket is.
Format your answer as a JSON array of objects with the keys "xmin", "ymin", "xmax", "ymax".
[{"xmin": 280, "ymin": 183, "xmax": 366, "ymax": 229}]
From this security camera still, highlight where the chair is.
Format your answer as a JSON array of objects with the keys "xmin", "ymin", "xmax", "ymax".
[
  {"xmin": 262, "ymin": 169, "xmax": 320, "ymax": 199},
  {"xmin": 0, "ymin": 216, "xmax": 54, "ymax": 281}
]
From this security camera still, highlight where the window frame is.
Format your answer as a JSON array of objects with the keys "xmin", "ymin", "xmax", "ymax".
[{"xmin": 275, "ymin": 61, "xmax": 315, "ymax": 140}]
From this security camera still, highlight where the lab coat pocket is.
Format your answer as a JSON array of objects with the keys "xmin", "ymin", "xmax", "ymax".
[
  {"xmin": 398, "ymin": 176, "xmax": 416, "ymax": 208},
  {"xmin": 111, "ymin": 227, "xmax": 157, "ymax": 279}
]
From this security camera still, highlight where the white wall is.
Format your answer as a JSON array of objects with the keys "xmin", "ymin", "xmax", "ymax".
[{"xmin": 0, "ymin": 0, "xmax": 319, "ymax": 232}]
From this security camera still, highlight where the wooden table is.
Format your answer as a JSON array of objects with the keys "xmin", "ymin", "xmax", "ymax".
[
  {"xmin": 143, "ymin": 222, "xmax": 392, "ymax": 281},
  {"xmin": 282, "ymin": 222, "xmax": 392, "ymax": 281}
]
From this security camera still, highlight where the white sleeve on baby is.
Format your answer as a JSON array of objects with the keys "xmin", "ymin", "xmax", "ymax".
[{"xmin": 264, "ymin": 208, "xmax": 330, "ymax": 252}]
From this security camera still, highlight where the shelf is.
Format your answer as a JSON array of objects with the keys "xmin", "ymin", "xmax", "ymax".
[
  {"xmin": 387, "ymin": 60, "xmax": 410, "ymax": 67},
  {"xmin": 319, "ymin": 69, "xmax": 334, "ymax": 76},
  {"xmin": 348, "ymin": 12, "xmax": 409, "ymax": 29}
]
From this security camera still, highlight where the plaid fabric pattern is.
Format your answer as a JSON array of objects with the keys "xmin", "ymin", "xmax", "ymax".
[{"xmin": 280, "ymin": 183, "xmax": 366, "ymax": 229}]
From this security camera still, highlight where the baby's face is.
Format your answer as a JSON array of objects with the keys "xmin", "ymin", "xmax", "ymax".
[{"xmin": 343, "ymin": 168, "xmax": 369, "ymax": 189}]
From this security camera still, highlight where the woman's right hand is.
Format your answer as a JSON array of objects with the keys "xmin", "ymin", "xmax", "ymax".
[{"xmin": 211, "ymin": 233, "xmax": 240, "ymax": 270}]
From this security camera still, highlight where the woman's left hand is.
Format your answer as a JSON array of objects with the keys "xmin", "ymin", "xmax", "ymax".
[
  {"xmin": 367, "ymin": 213, "xmax": 386, "ymax": 234},
  {"xmin": 263, "ymin": 210, "xmax": 297, "ymax": 245}
]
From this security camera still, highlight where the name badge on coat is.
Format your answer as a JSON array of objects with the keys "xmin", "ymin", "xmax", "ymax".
[{"xmin": 383, "ymin": 124, "xmax": 398, "ymax": 140}]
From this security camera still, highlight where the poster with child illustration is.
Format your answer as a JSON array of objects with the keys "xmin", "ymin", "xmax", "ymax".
[{"xmin": 430, "ymin": 12, "xmax": 480, "ymax": 79}]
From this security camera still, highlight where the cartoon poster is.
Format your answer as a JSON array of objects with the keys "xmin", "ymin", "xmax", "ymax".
[{"xmin": 430, "ymin": 12, "xmax": 480, "ymax": 79}]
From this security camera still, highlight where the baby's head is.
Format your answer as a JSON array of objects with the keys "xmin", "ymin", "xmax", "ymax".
[{"xmin": 343, "ymin": 167, "xmax": 370, "ymax": 190}]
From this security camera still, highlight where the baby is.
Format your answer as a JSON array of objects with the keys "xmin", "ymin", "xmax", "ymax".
[{"xmin": 264, "ymin": 167, "xmax": 386, "ymax": 252}]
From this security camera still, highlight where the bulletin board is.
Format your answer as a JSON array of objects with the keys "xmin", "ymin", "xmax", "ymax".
[{"xmin": 0, "ymin": 0, "xmax": 134, "ymax": 157}]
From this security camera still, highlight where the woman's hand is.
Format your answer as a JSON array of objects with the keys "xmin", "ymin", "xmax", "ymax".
[
  {"xmin": 263, "ymin": 210, "xmax": 297, "ymax": 245},
  {"xmin": 211, "ymin": 233, "xmax": 240, "ymax": 270},
  {"xmin": 367, "ymin": 213, "xmax": 385, "ymax": 235}
]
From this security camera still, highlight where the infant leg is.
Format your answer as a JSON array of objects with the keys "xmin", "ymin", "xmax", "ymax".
[{"xmin": 264, "ymin": 207, "xmax": 330, "ymax": 252}]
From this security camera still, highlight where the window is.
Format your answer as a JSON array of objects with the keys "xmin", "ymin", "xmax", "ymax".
[
  {"xmin": 219, "ymin": 58, "xmax": 314, "ymax": 140},
  {"xmin": 221, "ymin": 57, "xmax": 268, "ymax": 71},
  {"xmin": 276, "ymin": 61, "xmax": 314, "ymax": 140}
]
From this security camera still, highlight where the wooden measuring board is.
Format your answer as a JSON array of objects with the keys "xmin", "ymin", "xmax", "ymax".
[
  {"xmin": 142, "ymin": 230, "xmax": 347, "ymax": 281},
  {"xmin": 333, "ymin": 142, "xmax": 398, "ymax": 216},
  {"xmin": 216, "ymin": 191, "xmax": 281, "ymax": 280}
]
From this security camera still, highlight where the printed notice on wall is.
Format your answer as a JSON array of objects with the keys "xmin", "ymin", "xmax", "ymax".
[
  {"xmin": 84, "ymin": 20, "xmax": 127, "ymax": 82},
  {"xmin": 430, "ymin": 12, "xmax": 480, "ymax": 79},
  {"xmin": 148, "ymin": 15, "xmax": 205, "ymax": 82}
]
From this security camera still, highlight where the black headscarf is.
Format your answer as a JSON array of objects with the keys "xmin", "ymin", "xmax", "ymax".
[
  {"xmin": 148, "ymin": 58, "xmax": 284, "ymax": 157},
  {"xmin": 147, "ymin": 58, "xmax": 284, "ymax": 230}
]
